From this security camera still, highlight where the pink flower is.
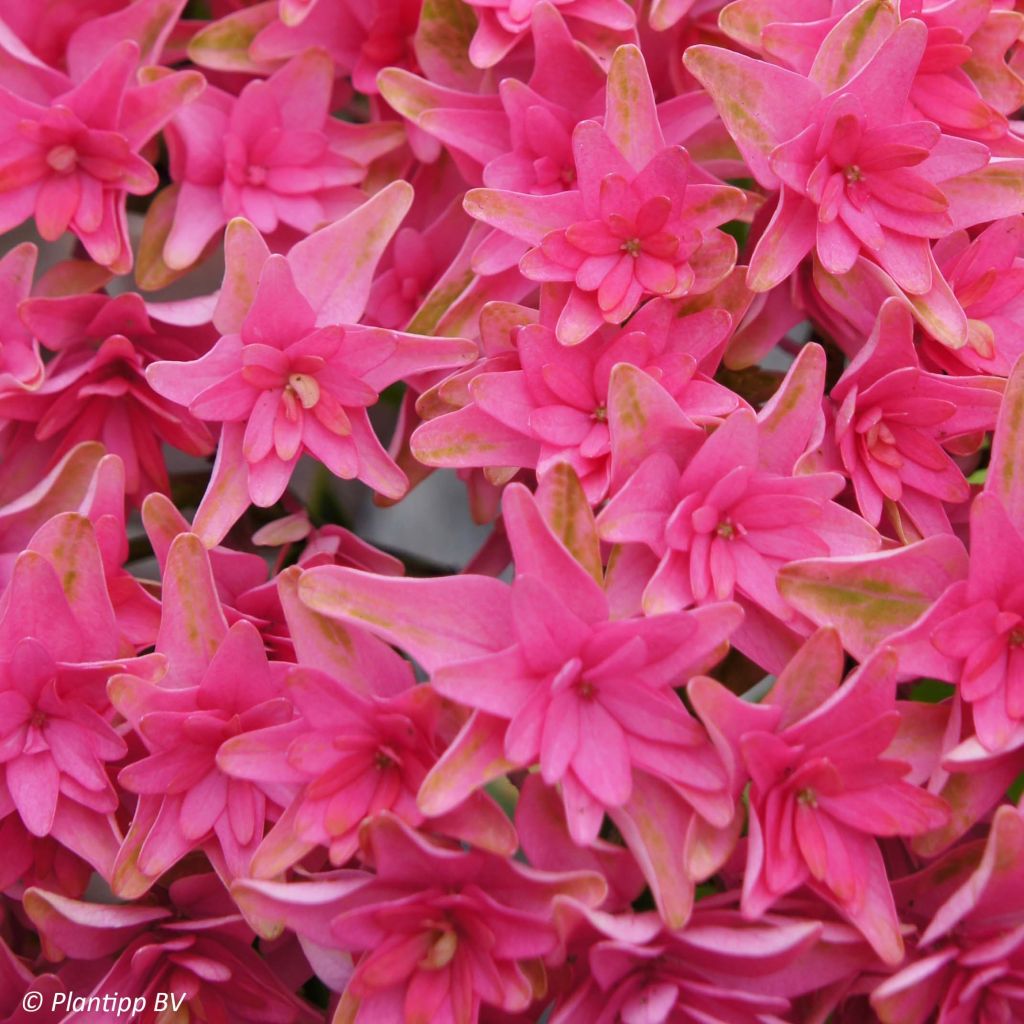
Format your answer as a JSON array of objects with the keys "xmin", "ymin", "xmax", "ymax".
[
  {"xmin": 550, "ymin": 898, "xmax": 828, "ymax": 1024},
  {"xmin": 877, "ymin": 357, "xmax": 1024, "ymax": 753},
  {"xmin": 0, "ymin": 40, "xmax": 203, "ymax": 273},
  {"xmin": 218, "ymin": 664, "xmax": 516, "ymax": 875},
  {"xmin": 923, "ymin": 216, "xmax": 1024, "ymax": 376},
  {"xmin": 162, "ymin": 48, "xmax": 403, "ymax": 270},
  {"xmin": 0, "ymin": 289, "xmax": 216, "ymax": 500},
  {"xmin": 189, "ymin": 0, "xmax": 422, "ymax": 96},
  {"xmin": 599, "ymin": 345, "xmax": 880, "ymax": 670},
  {"xmin": 0, "ymin": 515, "xmax": 162, "ymax": 881},
  {"xmin": 719, "ymin": 0, "xmax": 1024, "ymax": 150},
  {"xmin": 327, "ymin": 813, "xmax": 606, "ymax": 1023},
  {"xmin": 873, "ymin": 806, "xmax": 1024, "ymax": 1023},
  {"xmin": 147, "ymin": 186, "xmax": 478, "ymax": 544},
  {"xmin": 379, "ymin": 4, "xmax": 605, "ymax": 196},
  {"xmin": 465, "ymin": 46, "xmax": 744, "ymax": 344},
  {"xmin": 300, "ymin": 471, "xmax": 740, "ymax": 927},
  {"xmin": 686, "ymin": 17, "xmax": 1016, "ymax": 347},
  {"xmin": 0, "ymin": 937, "xmax": 69, "ymax": 1024},
  {"xmin": 23, "ymin": 874, "xmax": 319, "ymax": 1024},
  {"xmin": 889, "ymin": 491, "xmax": 1024, "ymax": 754},
  {"xmin": 412, "ymin": 299, "xmax": 737, "ymax": 502},
  {"xmin": 463, "ymin": 0, "xmax": 636, "ymax": 68},
  {"xmin": 692, "ymin": 632, "xmax": 950, "ymax": 964},
  {"xmin": 110, "ymin": 535, "xmax": 294, "ymax": 895},
  {"xmin": 831, "ymin": 299, "xmax": 1002, "ymax": 536}
]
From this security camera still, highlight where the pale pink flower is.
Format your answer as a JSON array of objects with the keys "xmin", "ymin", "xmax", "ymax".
[
  {"xmin": 146, "ymin": 186, "xmax": 478, "ymax": 545},
  {"xmin": 162, "ymin": 48, "xmax": 403, "ymax": 271}
]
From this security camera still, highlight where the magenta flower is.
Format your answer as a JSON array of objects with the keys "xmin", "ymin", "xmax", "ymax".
[
  {"xmin": 599, "ymin": 345, "xmax": 880, "ymax": 670},
  {"xmin": 147, "ymin": 186, "xmax": 478, "ymax": 544},
  {"xmin": 465, "ymin": 46, "xmax": 744, "ymax": 344},
  {"xmin": 218, "ymin": 664, "xmax": 516, "ymax": 876},
  {"xmin": 23, "ymin": 874, "xmax": 319, "ymax": 1024},
  {"xmin": 832, "ymin": 299, "xmax": 1002, "ymax": 536},
  {"xmin": 326, "ymin": 814, "xmax": 606, "ymax": 1023},
  {"xmin": 550, "ymin": 898, "xmax": 827, "ymax": 1024},
  {"xmin": 162, "ymin": 48, "xmax": 403, "ymax": 271},
  {"xmin": 0, "ymin": 40, "xmax": 203, "ymax": 272},
  {"xmin": 0, "ymin": 288, "xmax": 215, "ymax": 499},
  {"xmin": 686, "ymin": 17, "xmax": 1013, "ymax": 347},
  {"xmin": 300, "ymin": 471, "xmax": 740, "ymax": 927},
  {"xmin": 380, "ymin": 4, "xmax": 606, "ymax": 198},
  {"xmin": 873, "ymin": 806, "xmax": 1024, "ymax": 1023},
  {"xmin": 463, "ymin": 0, "xmax": 636, "ymax": 68},
  {"xmin": 692, "ymin": 632, "xmax": 950, "ymax": 963},
  {"xmin": 0, "ymin": 515, "xmax": 163, "ymax": 882},
  {"xmin": 110, "ymin": 534, "xmax": 295, "ymax": 896},
  {"xmin": 413, "ymin": 300, "xmax": 737, "ymax": 502}
]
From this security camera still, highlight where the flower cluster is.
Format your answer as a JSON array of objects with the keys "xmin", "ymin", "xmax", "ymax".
[{"xmin": 0, "ymin": 0, "xmax": 1023, "ymax": 1022}]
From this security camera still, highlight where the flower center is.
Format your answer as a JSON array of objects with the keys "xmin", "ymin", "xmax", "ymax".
[
  {"xmin": 46, "ymin": 144, "xmax": 77, "ymax": 173},
  {"xmin": 844, "ymin": 164, "xmax": 862, "ymax": 183},
  {"xmin": 716, "ymin": 520, "xmax": 736, "ymax": 539},
  {"xmin": 30, "ymin": 710, "xmax": 47, "ymax": 730},
  {"xmin": 621, "ymin": 237, "xmax": 642, "ymax": 258},
  {"xmin": 578, "ymin": 680, "xmax": 595, "ymax": 700},
  {"xmin": 1010, "ymin": 629, "xmax": 1024, "ymax": 648},
  {"xmin": 593, "ymin": 405, "xmax": 607, "ymax": 422},
  {"xmin": 797, "ymin": 788, "xmax": 818, "ymax": 807},
  {"xmin": 373, "ymin": 750, "xmax": 393, "ymax": 770},
  {"xmin": 421, "ymin": 928, "xmax": 458, "ymax": 970},
  {"xmin": 287, "ymin": 373, "xmax": 320, "ymax": 410}
]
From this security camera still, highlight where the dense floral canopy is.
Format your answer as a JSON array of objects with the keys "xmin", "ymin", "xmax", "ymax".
[{"xmin": 0, "ymin": 1, "xmax": 1023, "ymax": 1022}]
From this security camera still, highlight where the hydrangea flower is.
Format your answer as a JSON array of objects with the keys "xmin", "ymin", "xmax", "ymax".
[
  {"xmin": 465, "ymin": 45, "xmax": 745, "ymax": 343},
  {"xmin": 0, "ymin": 0, "xmax": 1023, "ymax": 1020},
  {"xmin": 147, "ymin": 186, "xmax": 477, "ymax": 543}
]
